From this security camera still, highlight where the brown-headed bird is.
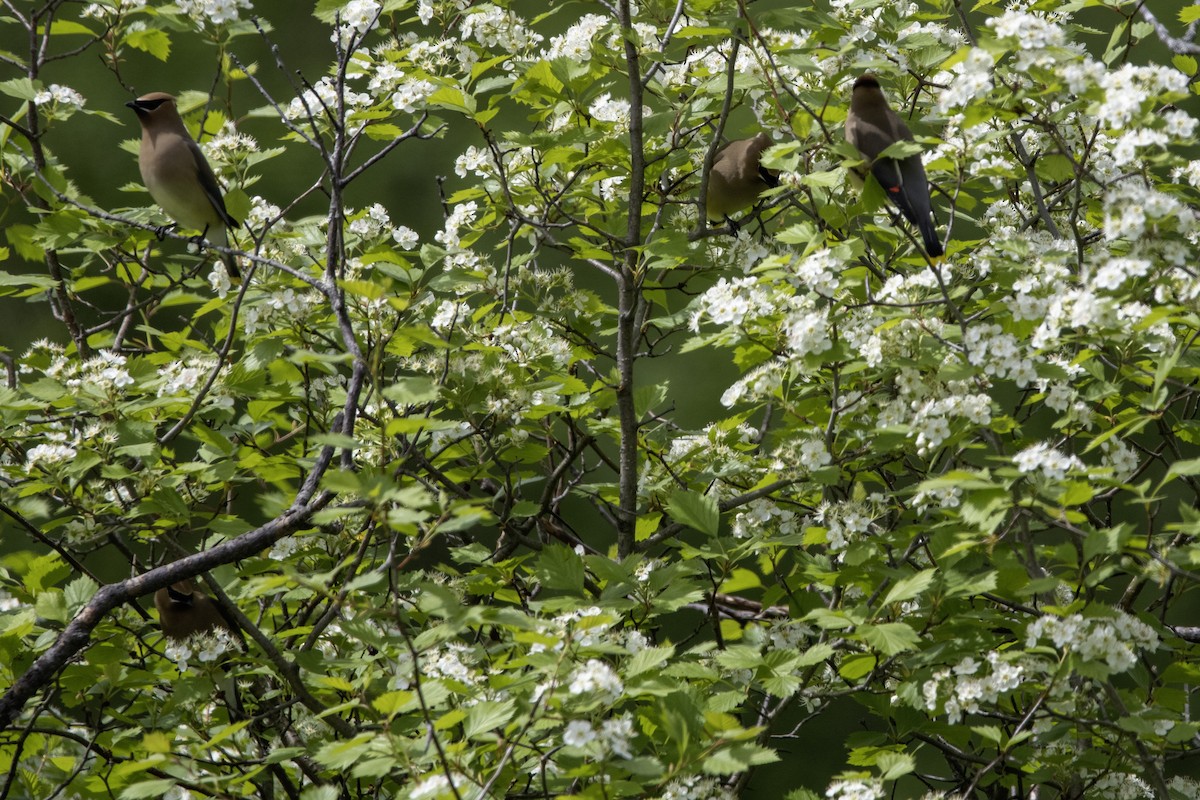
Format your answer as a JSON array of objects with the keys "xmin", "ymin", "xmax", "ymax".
[
  {"xmin": 155, "ymin": 578, "xmax": 236, "ymax": 641},
  {"xmin": 845, "ymin": 74, "xmax": 944, "ymax": 258},
  {"xmin": 705, "ymin": 133, "xmax": 780, "ymax": 225},
  {"xmin": 127, "ymin": 92, "xmax": 242, "ymax": 278}
]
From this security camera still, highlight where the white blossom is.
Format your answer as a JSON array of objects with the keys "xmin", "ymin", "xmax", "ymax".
[{"xmin": 568, "ymin": 659, "xmax": 622, "ymax": 698}]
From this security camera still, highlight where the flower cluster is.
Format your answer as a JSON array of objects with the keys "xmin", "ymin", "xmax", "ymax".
[
  {"xmin": 921, "ymin": 651, "xmax": 1025, "ymax": 724},
  {"xmin": 175, "ymin": 0, "xmax": 253, "ymax": 28},
  {"xmin": 1026, "ymin": 612, "xmax": 1158, "ymax": 673}
]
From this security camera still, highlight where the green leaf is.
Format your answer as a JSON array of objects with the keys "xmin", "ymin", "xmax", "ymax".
[
  {"xmin": 313, "ymin": 734, "xmax": 375, "ymax": 770},
  {"xmin": 382, "ymin": 376, "xmax": 439, "ymax": 405},
  {"xmin": 838, "ymin": 653, "xmax": 877, "ymax": 681},
  {"xmin": 701, "ymin": 742, "xmax": 780, "ymax": 774},
  {"xmin": 858, "ymin": 622, "xmax": 921, "ymax": 656},
  {"xmin": 881, "ymin": 569, "xmax": 936, "ymax": 606},
  {"xmin": 532, "ymin": 543, "xmax": 584, "ymax": 593},
  {"xmin": 119, "ymin": 780, "xmax": 177, "ymax": 800},
  {"xmin": 23, "ymin": 553, "xmax": 68, "ymax": 594},
  {"xmin": 666, "ymin": 490, "xmax": 719, "ymax": 537},
  {"xmin": 300, "ymin": 786, "xmax": 342, "ymax": 800},
  {"xmin": 123, "ymin": 29, "xmax": 171, "ymax": 61},
  {"xmin": 1162, "ymin": 458, "xmax": 1200, "ymax": 487},
  {"xmin": 202, "ymin": 720, "xmax": 251, "ymax": 748},
  {"xmin": 627, "ymin": 645, "xmax": 675, "ymax": 676},
  {"xmin": 428, "ymin": 86, "xmax": 476, "ymax": 115},
  {"xmin": 64, "ymin": 575, "xmax": 98, "ymax": 612},
  {"xmin": 463, "ymin": 699, "xmax": 515, "ymax": 740},
  {"xmin": 0, "ymin": 78, "xmax": 36, "ymax": 101},
  {"xmin": 877, "ymin": 751, "xmax": 916, "ymax": 780}
]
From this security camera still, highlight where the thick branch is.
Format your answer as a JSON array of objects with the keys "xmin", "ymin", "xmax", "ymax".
[{"xmin": 0, "ymin": 484, "xmax": 334, "ymax": 730}]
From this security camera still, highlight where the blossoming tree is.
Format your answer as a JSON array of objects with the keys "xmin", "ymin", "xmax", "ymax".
[{"xmin": 1, "ymin": 1, "xmax": 1200, "ymax": 799}]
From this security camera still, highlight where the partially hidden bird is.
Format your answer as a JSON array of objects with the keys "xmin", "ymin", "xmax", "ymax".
[
  {"xmin": 845, "ymin": 74, "xmax": 944, "ymax": 258},
  {"xmin": 704, "ymin": 132, "xmax": 780, "ymax": 225},
  {"xmin": 127, "ymin": 92, "xmax": 242, "ymax": 278},
  {"xmin": 155, "ymin": 578, "xmax": 236, "ymax": 641}
]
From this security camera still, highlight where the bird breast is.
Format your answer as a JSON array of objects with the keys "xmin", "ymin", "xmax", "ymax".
[{"xmin": 140, "ymin": 134, "xmax": 217, "ymax": 231}]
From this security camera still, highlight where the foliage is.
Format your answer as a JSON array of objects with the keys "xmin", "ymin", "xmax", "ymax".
[{"xmin": 1, "ymin": 1, "xmax": 1200, "ymax": 799}]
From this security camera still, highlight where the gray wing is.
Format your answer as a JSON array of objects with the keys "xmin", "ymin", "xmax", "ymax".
[{"xmin": 187, "ymin": 138, "xmax": 240, "ymax": 229}]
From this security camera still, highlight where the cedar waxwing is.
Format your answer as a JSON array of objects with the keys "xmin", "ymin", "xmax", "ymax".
[
  {"xmin": 705, "ymin": 133, "xmax": 780, "ymax": 225},
  {"xmin": 155, "ymin": 578, "xmax": 235, "ymax": 641},
  {"xmin": 845, "ymin": 74, "xmax": 944, "ymax": 258},
  {"xmin": 126, "ymin": 92, "xmax": 242, "ymax": 278}
]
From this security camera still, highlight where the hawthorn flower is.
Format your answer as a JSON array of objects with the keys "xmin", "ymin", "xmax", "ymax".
[
  {"xmin": 826, "ymin": 780, "xmax": 885, "ymax": 800},
  {"xmin": 34, "ymin": 84, "xmax": 85, "ymax": 108},
  {"xmin": 348, "ymin": 203, "xmax": 393, "ymax": 239},
  {"xmin": 332, "ymin": 0, "xmax": 380, "ymax": 45},
  {"xmin": 937, "ymin": 48, "xmax": 994, "ymax": 112},
  {"xmin": 562, "ymin": 720, "xmax": 596, "ymax": 747},
  {"xmin": 26, "ymin": 441, "xmax": 77, "ymax": 469},
  {"xmin": 922, "ymin": 652, "xmax": 1025, "ymax": 724},
  {"xmin": 1013, "ymin": 442, "xmax": 1084, "ymax": 481},
  {"xmin": 986, "ymin": 10, "xmax": 1065, "ymax": 51},
  {"xmin": 175, "ymin": 0, "xmax": 253, "ymax": 27},
  {"xmin": 1026, "ymin": 612, "xmax": 1157, "ymax": 673},
  {"xmin": 82, "ymin": 0, "xmax": 147, "ymax": 17},
  {"xmin": 657, "ymin": 776, "xmax": 735, "ymax": 800},
  {"xmin": 392, "ymin": 79, "xmax": 436, "ymax": 113},
  {"xmin": 454, "ymin": 146, "xmax": 491, "ymax": 178},
  {"xmin": 393, "ymin": 226, "xmax": 419, "ymax": 249},
  {"xmin": 459, "ymin": 4, "xmax": 541, "ymax": 51},
  {"xmin": 599, "ymin": 715, "xmax": 635, "ymax": 759},
  {"xmin": 545, "ymin": 13, "xmax": 607, "ymax": 60},
  {"xmin": 790, "ymin": 248, "xmax": 842, "ymax": 297},
  {"xmin": 568, "ymin": 659, "xmax": 622, "ymax": 698},
  {"xmin": 408, "ymin": 773, "xmax": 467, "ymax": 800}
]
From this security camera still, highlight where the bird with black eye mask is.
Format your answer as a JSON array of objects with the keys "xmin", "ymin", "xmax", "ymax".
[
  {"xmin": 126, "ymin": 92, "xmax": 243, "ymax": 278},
  {"xmin": 845, "ymin": 74, "xmax": 944, "ymax": 258},
  {"xmin": 154, "ymin": 578, "xmax": 236, "ymax": 641}
]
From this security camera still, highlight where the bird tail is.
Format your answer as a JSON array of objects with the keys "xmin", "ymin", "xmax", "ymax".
[
  {"xmin": 916, "ymin": 215, "xmax": 943, "ymax": 258},
  {"xmin": 221, "ymin": 251, "xmax": 243, "ymax": 281}
]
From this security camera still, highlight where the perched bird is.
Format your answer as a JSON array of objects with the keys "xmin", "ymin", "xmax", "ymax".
[
  {"xmin": 126, "ymin": 92, "xmax": 242, "ymax": 278},
  {"xmin": 705, "ymin": 133, "xmax": 780, "ymax": 225},
  {"xmin": 155, "ymin": 578, "xmax": 245, "ymax": 715},
  {"xmin": 155, "ymin": 578, "xmax": 236, "ymax": 641},
  {"xmin": 845, "ymin": 74, "xmax": 944, "ymax": 258}
]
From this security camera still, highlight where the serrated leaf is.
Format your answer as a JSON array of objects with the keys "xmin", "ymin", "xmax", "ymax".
[
  {"xmin": 877, "ymin": 751, "xmax": 915, "ymax": 780},
  {"xmin": 881, "ymin": 569, "xmax": 936, "ymax": 606},
  {"xmin": 124, "ymin": 29, "xmax": 171, "ymax": 61},
  {"xmin": 382, "ymin": 376, "xmax": 439, "ymax": 405},
  {"xmin": 667, "ymin": 490, "xmax": 719, "ymax": 537},
  {"xmin": 858, "ymin": 622, "xmax": 921, "ymax": 656},
  {"xmin": 313, "ymin": 734, "xmax": 375, "ymax": 770},
  {"xmin": 203, "ymin": 720, "xmax": 251, "ymax": 749},
  {"xmin": 701, "ymin": 742, "xmax": 779, "ymax": 774},
  {"xmin": 119, "ymin": 779, "xmax": 177, "ymax": 800},
  {"xmin": 463, "ymin": 700, "xmax": 515, "ymax": 740},
  {"xmin": 532, "ymin": 543, "xmax": 584, "ymax": 593},
  {"xmin": 627, "ymin": 645, "xmax": 675, "ymax": 676},
  {"xmin": 838, "ymin": 653, "xmax": 876, "ymax": 681}
]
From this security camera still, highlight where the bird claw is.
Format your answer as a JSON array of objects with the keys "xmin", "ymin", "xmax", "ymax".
[{"xmin": 153, "ymin": 224, "xmax": 177, "ymax": 241}]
